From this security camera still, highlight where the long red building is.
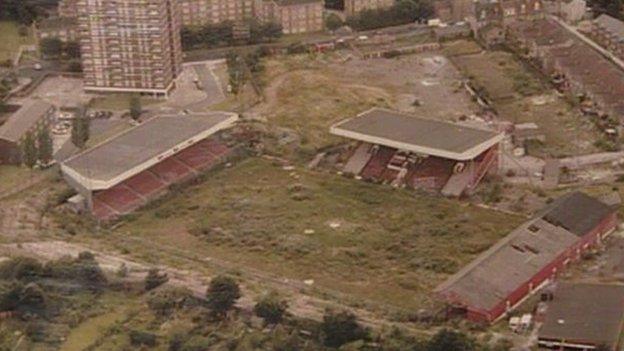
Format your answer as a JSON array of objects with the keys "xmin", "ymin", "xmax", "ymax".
[{"xmin": 435, "ymin": 192, "xmax": 618, "ymax": 324}]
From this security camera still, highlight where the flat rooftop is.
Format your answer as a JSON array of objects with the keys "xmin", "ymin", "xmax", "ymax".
[
  {"xmin": 539, "ymin": 283, "xmax": 624, "ymax": 348},
  {"xmin": 435, "ymin": 192, "xmax": 614, "ymax": 316},
  {"xmin": 62, "ymin": 112, "xmax": 237, "ymax": 190},
  {"xmin": 330, "ymin": 108, "xmax": 503, "ymax": 161}
]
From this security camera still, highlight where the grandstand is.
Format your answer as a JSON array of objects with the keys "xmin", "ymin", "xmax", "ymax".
[
  {"xmin": 331, "ymin": 108, "xmax": 504, "ymax": 196},
  {"xmin": 61, "ymin": 112, "xmax": 238, "ymax": 221}
]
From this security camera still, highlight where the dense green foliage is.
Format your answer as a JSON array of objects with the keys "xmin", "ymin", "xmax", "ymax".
[
  {"xmin": 71, "ymin": 107, "xmax": 90, "ymax": 149},
  {"xmin": 205, "ymin": 275, "xmax": 241, "ymax": 318},
  {"xmin": 181, "ymin": 20, "xmax": 282, "ymax": 51},
  {"xmin": 346, "ymin": 0, "xmax": 433, "ymax": 31}
]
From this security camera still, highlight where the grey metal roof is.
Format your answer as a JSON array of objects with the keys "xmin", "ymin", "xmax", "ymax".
[
  {"xmin": 0, "ymin": 100, "xmax": 54, "ymax": 142},
  {"xmin": 540, "ymin": 191, "xmax": 614, "ymax": 237},
  {"xmin": 62, "ymin": 112, "xmax": 236, "ymax": 183},
  {"xmin": 435, "ymin": 218, "xmax": 579, "ymax": 313},
  {"xmin": 435, "ymin": 193, "xmax": 615, "ymax": 314},
  {"xmin": 595, "ymin": 14, "xmax": 624, "ymax": 41},
  {"xmin": 330, "ymin": 108, "xmax": 501, "ymax": 160},
  {"xmin": 539, "ymin": 283, "xmax": 624, "ymax": 348}
]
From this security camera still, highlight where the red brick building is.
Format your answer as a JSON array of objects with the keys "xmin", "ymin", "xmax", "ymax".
[{"xmin": 435, "ymin": 192, "xmax": 618, "ymax": 324}]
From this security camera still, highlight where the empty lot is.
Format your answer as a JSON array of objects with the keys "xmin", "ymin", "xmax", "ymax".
[{"xmin": 450, "ymin": 49, "xmax": 600, "ymax": 157}]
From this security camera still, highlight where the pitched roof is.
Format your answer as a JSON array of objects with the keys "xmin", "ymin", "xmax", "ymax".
[
  {"xmin": 540, "ymin": 191, "xmax": 613, "ymax": 236},
  {"xmin": 330, "ymin": 108, "xmax": 503, "ymax": 161},
  {"xmin": 539, "ymin": 283, "xmax": 624, "ymax": 348},
  {"xmin": 435, "ymin": 192, "xmax": 615, "ymax": 316},
  {"xmin": 435, "ymin": 218, "xmax": 579, "ymax": 314},
  {"xmin": 61, "ymin": 112, "xmax": 237, "ymax": 190},
  {"xmin": 595, "ymin": 14, "xmax": 624, "ymax": 41},
  {"xmin": 0, "ymin": 100, "xmax": 55, "ymax": 142}
]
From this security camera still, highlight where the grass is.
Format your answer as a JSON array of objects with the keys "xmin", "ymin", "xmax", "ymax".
[
  {"xmin": 93, "ymin": 158, "xmax": 523, "ymax": 311},
  {"xmin": 88, "ymin": 94, "xmax": 159, "ymax": 111},
  {"xmin": 0, "ymin": 21, "xmax": 35, "ymax": 62},
  {"xmin": 59, "ymin": 294, "xmax": 131, "ymax": 351},
  {"xmin": 452, "ymin": 51, "xmax": 545, "ymax": 101},
  {"xmin": 0, "ymin": 165, "xmax": 37, "ymax": 195},
  {"xmin": 450, "ymin": 49, "xmax": 600, "ymax": 157},
  {"xmin": 258, "ymin": 56, "xmax": 392, "ymax": 151}
]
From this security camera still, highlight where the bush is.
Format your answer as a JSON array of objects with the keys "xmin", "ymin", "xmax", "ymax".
[
  {"xmin": 0, "ymin": 257, "xmax": 44, "ymax": 281},
  {"xmin": 145, "ymin": 268, "xmax": 169, "ymax": 291},
  {"xmin": 47, "ymin": 253, "xmax": 108, "ymax": 288},
  {"xmin": 206, "ymin": 275, "xmax": 241, "ymax": 318},
  {"xmin": 254, "ymin": 292, "xmax": 288, "ymax": 325},
  {"xmin": 321, "ymin": 309, "xmax": 368, "ymax": 348},
  {"xmin": 148, "ymin": 287, "xmax": 192, "ymax": 316},
  {"xmin": 325, "ymin": 13, "xmax": 344, "ymax": 31},
  {"xmin": 130, "ymin": 330, "xmax": 158, "ymax": 347},
  {"xmin": 427, "ymin": 329, "xmax": 475, "ymax": 351}
]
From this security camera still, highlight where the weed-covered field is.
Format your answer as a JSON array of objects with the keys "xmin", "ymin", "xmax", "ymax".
[
  {"xmin": 0, "ymin": 21, "xmax": 35, "ymax": 62},
  {"xmin": 95, "ymin": 158, "xmax": 523, "ymax": 312},
  {"xmin": 450, "ymin": 49, "xmax": 600, "ymax": 157}
]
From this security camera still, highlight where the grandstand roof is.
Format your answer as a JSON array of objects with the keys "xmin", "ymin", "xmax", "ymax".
[
  {"xmin": 61, "ymin": 112, "xmax": 237, "ymax": 191},
  {"xmin": 434, "ymin": 192, "xmax": 615, "ymax": 317},
  {"xmin": 330, "ymin": 108, "xmax": 503, "ymax": 161}
]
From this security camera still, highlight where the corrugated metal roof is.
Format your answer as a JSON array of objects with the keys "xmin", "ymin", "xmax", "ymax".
[
  {"xmin": 435, "ymin": 192, "xmax": 615, "ymax": 314},
  {"xmin": 539, "ymin": 283, "xmax": 624, "ymax": 349}
]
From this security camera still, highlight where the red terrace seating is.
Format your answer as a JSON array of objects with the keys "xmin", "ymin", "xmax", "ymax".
[
  {"xmin": 150, "ymin": 157, "xmax": 195, "ymax": 184},
  {"xmin": 91, "ymin": 137, "xmax": 231, "ymax": 221},
  {"xmin": 406, "ymin": 157, "xmax": 455, "ymax": 190},
  {"xmin": 124, "ymin": 171, "xmax": 167, "ymax": 198},
  {"xmin": 197, "ymin": 138, "xmax": 229, "ymax": 157},
  {"xmin": 174, "ymin": 143, "xmax": 218, "ymax": 171},
  {"xmin": 360, "ymin": 146, "xmax": 396, "ymax": 180},
  {"xmin": 92, "ymin": 199, "xmax": 118, "ymax": 221},
  {"xmin": 94, "ymin": 184, "xmax": 144, "ymax": 214}
]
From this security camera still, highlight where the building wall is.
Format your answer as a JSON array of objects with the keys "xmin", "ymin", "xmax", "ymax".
[
  {"xmin": 76, "ymin": 0, "xmax": 182, "ymax": 95},
  {"xmin": 0, "ymin": 140, "xmax": 20, "ymax": 165},
  {"xmin": 178, "ymin": 0, "xmax": 255, "ymax": 27},
  {"xmin": 466, "ymin": 212, "xmax": 618, "ymax": 324},
  {"xmin": 58, "ymin": 0, "xmax": 79, "ymax": 18},
  {"xmin": 344, "ymin": 0, "xmax": 395, "ymax": 17},
  {"xmin": 36, "ymin": 24, "xmax": 78, "ymax": 43},
  {"xmin": 276, "ymin": 2, "xmax": 324, "ymax": 34}
]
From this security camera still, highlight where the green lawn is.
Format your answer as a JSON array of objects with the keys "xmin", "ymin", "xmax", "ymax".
[
  {"xmin": 0, "ymin": 21, "xmax": 35, "ymax": 62},
  {"xmin": 88, "ymin": 94, "xmax": 159, "ymax": 111},
  {"xmin": 86, "ymin": 157, "xmax": 523, "ymax": 312}
]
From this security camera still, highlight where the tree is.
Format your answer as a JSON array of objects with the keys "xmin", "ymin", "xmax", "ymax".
[
  {"xmin": 36, "ymin": 126, "xmax": 53, "ymax": 165},
  {"xmin": 325, "ymin": 13, "xmax": 344, "ymax": 31},
  {"xmin": 226, "ymin": 52, "xmax": 246, "ymax": 95},
  {"xmin": 64, "ymin": 41, "xmax": 81, "ymax": 59},
  {"xmin": 129, "ymin": 94, "xmax": 142, "ymax": 120},
  {"xmin": 590, "ymin": 0, "xmax": 623, "ymax": 19},
  {"xmin": 427, "ymin": 329, "xmax": 475, "ymax": 351},
  {"xmin": 21, "ymin": 131, "xmax": 37, "ymax": 168},
  {"xmin": 39, "ymin": 38, "xmax": 63, "ymax": 59},
  {"xmin": 321, "ymin": 309, "xmax": 368, "ymax": 348},
  {"xmin": 205, "ymin": 275, "xmax": 240, "ymax": 318},
  {"xmin": 71, "ymin": 107, "xmax": 90, "ymax": 149},
  {"xmin": 254, "ymin": 292, "xmax": 288, "ymax": 325},
  {"xmin": 145, "ymin": 268, "xmax": 169, "ymax": 291}
]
